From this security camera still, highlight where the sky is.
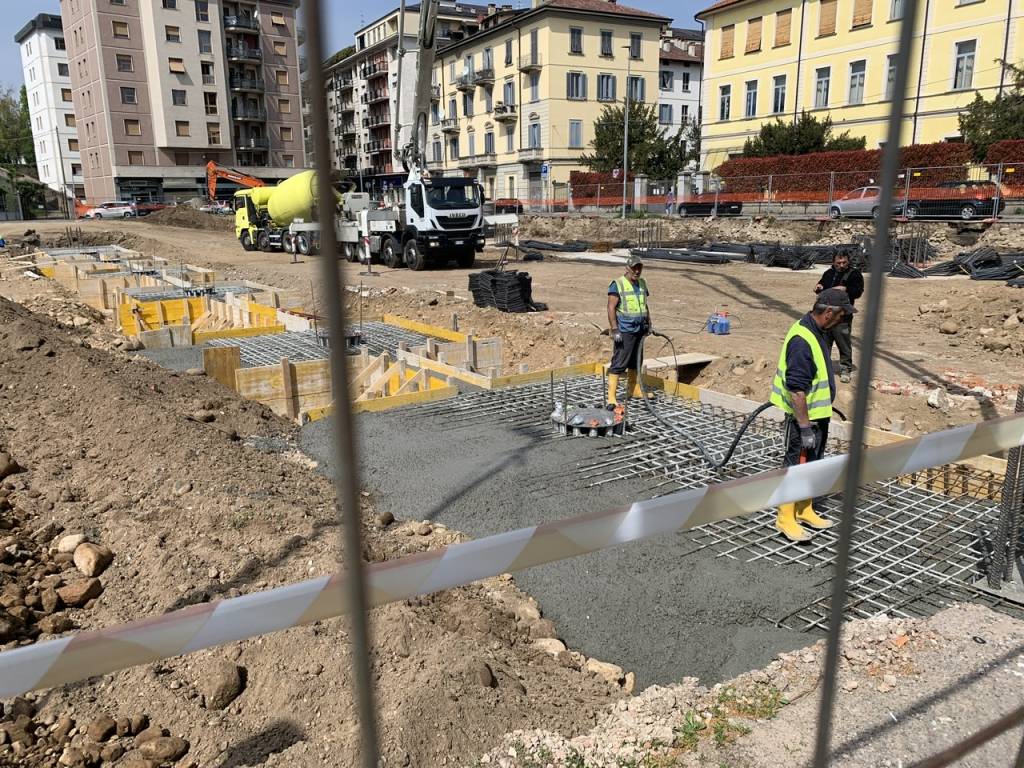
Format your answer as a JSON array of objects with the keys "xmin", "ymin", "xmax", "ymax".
[{"xmin": 0, "ymin": 0, "xmax": 702, "ymax": 91}]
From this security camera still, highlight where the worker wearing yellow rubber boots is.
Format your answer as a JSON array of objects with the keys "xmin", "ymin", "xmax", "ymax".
[
  {"xmin": 769, "ymin": 288, "xmax": 856, "ymax": 542},
  {"xmin": 606, "ymin": 254, "xmax": 652, "ymax": 409}
]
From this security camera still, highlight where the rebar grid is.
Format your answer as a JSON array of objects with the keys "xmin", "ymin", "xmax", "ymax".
[
  {"xmin": 204, "ymin": 323, "xmax": 428, "ymax": 368},
  {"xmin": 408, "ymin": 374, "xmax": 1020, "ymax": 634}
]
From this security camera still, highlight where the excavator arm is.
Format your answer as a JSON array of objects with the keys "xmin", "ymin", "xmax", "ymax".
[{"xmin": 206, "ymin": 161, "xmax": 267, "ymax": 201}]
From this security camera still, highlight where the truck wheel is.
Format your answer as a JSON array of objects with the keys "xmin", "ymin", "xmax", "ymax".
[
  {"xmin": 240, "ymin": 231, "xmax": 255, "ymax": 252},
  {"xmin": 341, "ymin": 243, "xmax": 358, "ymax": 262},
  {"xmin": 283, "ymin": 234, "xmax": 294, "ymax": 254},
  {"xmin": 456, "ymin": 248, "xmax": 475, "ymax": 268},
  {"xmin": 382, "ymin": 237, "xmax": 402, "ymax": 269},
  {"xmin": 296, "ymin": 234, "xmax": 311, "ymax": 255},
  {"xmin": 404, "ymin": 240, "xmax": 426, "ymax": 271},
  {"xmin": 256, "ymin": 231, "xmax": 271, "ymax": 252}
]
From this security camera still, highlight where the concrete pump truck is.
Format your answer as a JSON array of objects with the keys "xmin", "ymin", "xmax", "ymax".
[{"xmin": 234, "ymin": 0, "xmax": 494, "ymax": 270}]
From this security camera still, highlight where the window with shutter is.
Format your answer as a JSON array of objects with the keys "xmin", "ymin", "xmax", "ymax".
[
  {"xmin": 720, "ymin": 25, "xmax": 734, "ymax": 58},
  {"xmin": 775, "ymin": 9, "xmax": 792, "ymax": 46},
  {"xmin": 745, "ymin": 17, "xmax": 762, "ymax": 53},
  {"xmin": 852, "ymin": 0, "xmax": 872, "ymax": 27},
  {"xmin": 818, "ymin": 0, "xmax": 837, "ymax": 36}
]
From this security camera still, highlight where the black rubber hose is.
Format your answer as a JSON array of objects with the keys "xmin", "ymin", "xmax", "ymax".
[{"xmin": 634, "ymin": 332, "xmax": 846, "ymax": 471}]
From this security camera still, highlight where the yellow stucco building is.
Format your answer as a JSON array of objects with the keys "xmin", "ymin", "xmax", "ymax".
[
  {"xmin": 429, "ymin": 0, "xmax": 670, "ymax": 203},
  {"xmin": 697, "ymin": 0, "xmax": 1024, "ymax": 168}
]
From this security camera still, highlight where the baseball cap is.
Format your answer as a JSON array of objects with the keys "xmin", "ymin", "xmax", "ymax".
[
  {"xmin": 816, "ymin": 287, "xmax": 858, "ymax": 314},
  {"xmin": 626, "ymin": 254, "xmax": 644, "ymax": 268}
]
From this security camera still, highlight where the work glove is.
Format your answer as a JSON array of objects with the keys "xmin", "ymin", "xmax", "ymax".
[
  {"xmin": 611, "ymin": 330, "xmax": 623, "ymax": 343},
  {"xmin": 799, "ymin": 425, "xmax": 818, "ymax": 451}
]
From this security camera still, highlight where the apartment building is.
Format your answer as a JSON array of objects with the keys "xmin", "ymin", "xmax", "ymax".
[
  {"xmin": 16, "ymin": 14, "xmax": 83, "ymax": 199},
  {"xmin": 657, "ymin": 28, "xmax": 702, "ymax": 141},
  {"xmin": 429, "ymin": 0, "xmax": 670, "ymax": 202},
  {"xmin": 58, "ymin": 0, "xmax": 303, "ymax": 203},
  {"xmin": 697, "ymin": 0, "xmax": 1024, "ymax": 168},
  {"xmin": 324, "ymin": 1, "xmax": 488, "ymax": 191}
]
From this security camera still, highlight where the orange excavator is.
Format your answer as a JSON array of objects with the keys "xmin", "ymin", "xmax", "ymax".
[{"xmin": 206, "ymin": 161, "xmax": 266, "ymax": 201}]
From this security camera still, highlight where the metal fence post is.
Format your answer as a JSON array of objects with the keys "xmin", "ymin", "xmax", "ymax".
[
  {"xmin": 994, "ymin": 162, "xmax": 1004, "ymax": 220},
  {"xmin": 903, "ymin": 169, "xmax": 912, "ymax": 217},
  {"xmin": 597, "ymin": 183, "xmax": 601, "ymax": 212},
  {"xmin": 828, "ymin": 171, "xmax": 835, "ymax": 211},
  {"xmin": 713, "ymin": 184, "xmax": 719, "ymax": 217},
  {"xmin": 767, "ymin": 174, "xmax": 773, "ymax": 215}
]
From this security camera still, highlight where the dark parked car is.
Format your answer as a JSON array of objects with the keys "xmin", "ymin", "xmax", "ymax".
[
  {"xmin": 904, "ymin": 180, "xmax": 1005, "ymax": 220},
  {"xmin": 492, "ymin": 197, "xmax": 525, "ymax": 214},
  {"xmin": 677, "ymin": 198, "xmax": 743, "ymax": 216}
]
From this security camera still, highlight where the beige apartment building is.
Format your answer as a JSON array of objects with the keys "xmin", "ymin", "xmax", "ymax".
[
  {"xmin": 323, "ymin": 1, "xmax": 488, "ymax": 191},
  {"xmin": 59, "ymin": 0, "xmax": 303, "ymax": 203},
  {"xmin": 430, "ymin": 0, "xmax": 670, "ymax": 202}
]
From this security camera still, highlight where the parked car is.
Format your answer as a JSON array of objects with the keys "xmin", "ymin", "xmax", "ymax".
[
  {"xmin": 198, "ymin": 201, "xmax": 233, "ymax": 215},
  {"xmin": 828, "ymin": 186, "xmax": 905, "ymax": 219},
  {"xmin": 133, "ymin": 202, "xmax": 170, "ymax": 217},
  {"xmin": 904, "ymin": 180, "xmax": 1005, "ymax": 220},
  {"xmin": 492, "ymin": 197, "xmax": 525, "ymax": 214},
  {"xmin": 677, "ymin": 198, "xmax": 743, "ymax": 216},
  {"xmin": 83, "ymin": 201, "xmax": 136, "ymax": 219}
]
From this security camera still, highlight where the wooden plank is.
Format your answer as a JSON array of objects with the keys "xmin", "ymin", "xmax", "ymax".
[
  {"xmin": 395, "ymin": 349, "xmax": 492, "ymax": 388},
  {"xmin": 489, "ymin": 361, "xmax": 601, "ymax": 390},
  {"xmin": 351, "ymin": 385, "xmax": 459, "ymax": 414},
  {"xmin": 193, "ymin": 324, "xmax": 286, "ymax": 344},
  {"xmin": 351, "ymin": 353, "xmax": 389, "ymax": 394},
  {"xmin": 203, "ymin": 346, "xmax": 241, "ymax": 391},
  {"xmin": 394, "ymin": 369, "xmax": 426, "ymax": 395},
  {"xmin": 357, "ymin": 363, "xmax": 401, "ymax": 401},
  {"xmin": 280, "ymin": 358, "xmax": 299, "ymax": 419},
  {"xmin": 381, "ymin": 313, "xmax": 468, "ymax": 342}
]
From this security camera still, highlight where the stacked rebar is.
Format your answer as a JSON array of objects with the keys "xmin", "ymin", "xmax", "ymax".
[
  {"xmin": 988, "ymin": 386, "xmax": 1024, "ymax": 589},
  {"xmin": 468, "ymin": 270, "xmax": 542, "ymax": 313},
  {"xmin": 889, "ymin": 261, "xmax": 926, "ymax": 278}
]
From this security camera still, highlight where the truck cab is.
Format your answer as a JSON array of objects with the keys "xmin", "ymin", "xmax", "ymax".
[
  {"xmin": 233, "ymin": 189, "xmax": 261, "ymax": 251},
  {"xmin": 396, "ymin": 172, "xmax": 485, "ymax": 270}
]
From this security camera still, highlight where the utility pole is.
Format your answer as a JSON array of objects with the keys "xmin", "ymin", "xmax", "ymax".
[{"xmin": 621, "ymin": 46, "xmax": 632, "ymax": 219}]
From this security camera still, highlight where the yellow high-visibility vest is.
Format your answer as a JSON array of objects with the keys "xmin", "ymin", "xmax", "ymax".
[
  {"xmin": 769, "ymin": 319, "xmax": 833, "ymax": 420},
  {"xmin": 614, "ymin": 276, "xmax": 648, "ymax": 322}
]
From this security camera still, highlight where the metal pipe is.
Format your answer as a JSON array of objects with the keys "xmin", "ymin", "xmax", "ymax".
[
  {"xmin": 300, "ymin": 2, "xmax": 380, "ymax": 766},
  {"xmin": 811, "ymin": 0, "xmax": 920, "ymax": 761},
  {"xmin": 622, "ymin": 48, "xmax": 632, "ymax": 220}
]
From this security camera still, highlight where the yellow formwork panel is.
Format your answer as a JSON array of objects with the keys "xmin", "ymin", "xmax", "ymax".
[
  {"xmin": 382, "ymin": 313, "xmax": 467, "ymax": 343},
  {"xmin": 119, "ymin": 297, "xmax": 207, "ymax": 336}
]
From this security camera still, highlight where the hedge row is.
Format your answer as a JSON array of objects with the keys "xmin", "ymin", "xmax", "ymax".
[
  {"xmin": 985, "ymin": 140, "xmax": 1024, "ymax": 167},
  {"xmin": 569, "ymin": 170, "xmax": 635, "ymax": 186},
  {"xmin": 715, "ymin": 142, "xmax": 974, "ymax": 193}
]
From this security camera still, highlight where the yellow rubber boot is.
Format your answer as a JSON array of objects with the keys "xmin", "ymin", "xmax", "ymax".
[
  {"xmin": 625, "ymin": 369, "xmax": 638, "ymax": 400},
  {"xmin": 776, "ymin": 502, "xmax": 811, "ymax": 542},
  {"xmin": 607, "ymin": 373, "xmax": 620, "ymax": 406},
  {"xmin": 796, "ymin": 499, "xmax": 835, "ymax": 530}
]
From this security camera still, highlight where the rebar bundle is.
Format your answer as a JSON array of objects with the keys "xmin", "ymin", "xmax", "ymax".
[
  {"xmin": 988, "ymin": 386, "xmax": 1024, "ymax": 588},
  {"xmin": 468, "ymin": 270, "xmax": 544, "ymax": 313},
  {"xmin": 889, "ymin": 260, "xmax": 926, "ymax": 278}
]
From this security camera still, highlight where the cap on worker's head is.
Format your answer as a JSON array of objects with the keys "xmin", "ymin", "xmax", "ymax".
[
  {"xmin": 815, "ymin": 287, "xmax": 858, "ymax": 314},
  {"xmin": 626, "ymin": 254, "xmax": 644, "ymax": 268}
]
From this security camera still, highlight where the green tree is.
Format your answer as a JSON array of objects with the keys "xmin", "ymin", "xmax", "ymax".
[
  {"xmin": 958, "ymin": 61, "xmax": 1024, "ymax": 161},
  {"xmin": 0, "ymin": 86, "xmax": 34, "ymax": 166},
  {"xmin": 324, "ymin": 45, "xmax": 356, "ymax": 69},
  {"xmin": 582, "ymin": 101, "xmax": 687, "ymax": 179},
  {"xmin": 742, "ymin": 111, "xmax": 865, "ymax": 157}
]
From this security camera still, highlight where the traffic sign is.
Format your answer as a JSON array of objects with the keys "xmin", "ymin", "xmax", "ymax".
[{"xmin": 541, "ymin": 162, "xmax": 550, "ymax": 180}]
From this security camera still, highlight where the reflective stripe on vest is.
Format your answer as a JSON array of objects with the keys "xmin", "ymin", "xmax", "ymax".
[
  {"xmin": 769, "ymin": 320, "xmax": 833, "ymax": 420},
  {"xmin": 615, "ymin": 276, "xmax": 648, "ymax": 320}
]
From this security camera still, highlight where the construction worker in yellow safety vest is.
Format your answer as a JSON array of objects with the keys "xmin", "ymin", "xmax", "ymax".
[
  {"xmin": 606, "ymin": 254, "xmax": 652, "ymax": 408},
  {"xmin": 769, "ymin": 287, "xmax": 857, "ymax": 542}
]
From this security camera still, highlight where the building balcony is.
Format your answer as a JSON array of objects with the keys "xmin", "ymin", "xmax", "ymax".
[
  {"xmin": 460, "ymin": 152, "xmax": 496, "ymax": 169},
  {"xmin": 360, "ymin": 89, "xmax": 389, "ymax": 104},
  {"xmin": 494, "ymin": 103, "xmax": 517, "ymax": 122},
  {"xmin": 363, "ymin": 113, "xmax": 390, "ymax": 128},
  {"xmin": 369, "ymin": 164, "xmax": 395, "ymax": 175},
  {"xmin": 340, "ymin": 145, "xmax": 357, "ymax": 157},
  {"xmin": 229, "ymin": 76, "xmax": 264, "ymax": 92},
  {"xmin": 430, "ymin": 84, "xmax": 441, "ymax": 101},
  {"xmin": 441, "ymin": 117, "xmax": 459, "ymax": 134},
  {"xmin": 455, "ymin": 74, "xmax": 475, "ymax": 92},
  {"xmin": 340, "ymin": 101, "xmax": 355, "ymax": 112},
  {"xmin": 337, "ymin": 77, "xmax": 354, "ymax": 90},
  {"xmin": 339, "ymin": 123, "xmax": 356, "ymax": 135},
  {"xmin": 227, "ymin": 46, "xmax": 262, "ymax": 63},
  {"xmin": 518, "ymin": 146, "xmax": 543, "ymax": 162},
  {"xmin": 518, "ymin": 53, "xmax": 542, "ymax": 72},
  {"xmin": 224, "ymin": 14, "xmax": 259, "ymax": 32},
  {"xmin": 364, "ymin": 139, "xmax": 392, "ymax": 154},
  {"xmin": 232, "ymin": 106, "xmax": 267, "ymax": 121},
  {"xmin": 237, "ymin": 136, "xmax": 270, "ymax": 149},
  {"xmin": 361, "ymin": 61, "xmax": 387, "ymax": 79},
  {"xmin": 473, "ymin": 68, "xmax": 495, "ymax": 87}
]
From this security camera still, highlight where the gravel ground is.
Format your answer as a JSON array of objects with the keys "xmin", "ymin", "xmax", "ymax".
[{"xmin": 301, "ymin": 407, "xmax": 819, "ymax": 687}]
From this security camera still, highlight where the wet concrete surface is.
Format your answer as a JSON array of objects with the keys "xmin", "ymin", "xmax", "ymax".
[{"xmin": 302, "ymin": 407, "xmax": 821, "ymax": 688}]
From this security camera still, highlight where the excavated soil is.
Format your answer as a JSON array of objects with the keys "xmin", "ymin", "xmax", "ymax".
[
  {"xmin": 0, "ymin": 294, "xmax": 622, "ymax": 767},
  {"xmin": 141, "ymin": 206, "xmax": 235, "ymax": 232}
]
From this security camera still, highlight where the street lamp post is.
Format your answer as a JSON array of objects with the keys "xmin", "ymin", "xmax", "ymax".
[{"xmin": 621, "ymin": 45, "xmax": 632, "ymax": 219}]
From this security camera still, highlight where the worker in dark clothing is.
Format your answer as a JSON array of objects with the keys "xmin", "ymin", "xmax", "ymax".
[
  {"xmin": 769, "ymin": 288, "xmax": 856, "ymax": 542},
  {"xmin": 814, "ymin": 252, "xmax": 864, "ymax": 383},
  {"xmin": 607, "ymin": 254, "xmax": 652, "ymax": 407}
]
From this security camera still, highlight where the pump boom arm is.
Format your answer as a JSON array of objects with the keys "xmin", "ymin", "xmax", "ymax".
[{"xmin": 397, "ymin": 0, "xmax": 440, "ymax": 174}]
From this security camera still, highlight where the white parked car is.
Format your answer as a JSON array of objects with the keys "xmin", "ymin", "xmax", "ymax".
[{"xmin": 84, "ymin": 201, "xmax": 137, "ymax": 219}]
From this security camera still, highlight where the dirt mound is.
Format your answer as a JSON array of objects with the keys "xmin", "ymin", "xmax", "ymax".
[
  {"xmin": 0, "ymin": 296, "xmax": 619, "ymax": 766},
  {"xmin": 144, "ymin": 205, "xmax": 234, "ymax": 232}
]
